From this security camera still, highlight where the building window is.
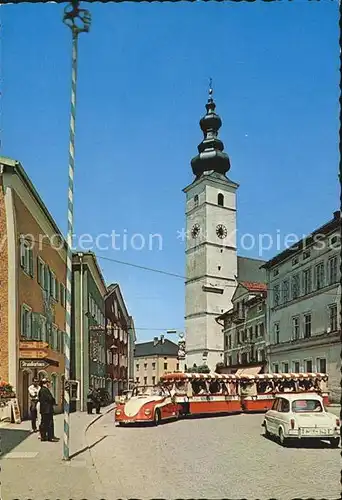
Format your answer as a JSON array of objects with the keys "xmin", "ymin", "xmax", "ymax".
[
  {"xmin": 328, "ymin": 256, "xmax": 338, "ymax": 285},
  {"xmin": 292, "ymin": 256, "xmax": 299, "ymax": 266},
  {"xmin": 248, "ymin": 327, "xmax": 253, "ymax": 341},
  {"xmin": 164, "ymin": 363, "xmax": 168, "ymax": 370},
  {"xmin": 259, "ymin": 350, "xmax": 265, "ymax": 362},
  {"xmin": 217, "ymin": 193, "xmax": 224, "ymax": 206},
  {"xmin": 273, "ymin": 284, "xmax": 280, "ymax": 307},
  {"xmin": 259, "ymin": 323, "xmax": 265, "ymax": 336},
  {"xmin": 40, "ymin": 316, "xmax": 47, "ymax": 343},
  {"xmin": 317, "ymin": 358, "xmax": 326, "ymax": 374},
  {"xmin": 282, "ymin": 362, "xmax": 289, "ymax": 373},
  {"xmin": 303, "ymin": 250, "xmax": 310, "ymax": 260},
  {"xmin": 194, "ymin": 194, "xmax": 199, "ymax": 207},
  {"xmin": 305, "ymin": 359, "xmax": 313, "ymax": 373},
  {"xmin": 302, "ymin": 268, "xmax": 312, "ymax": 295},
  {"xmin": 152, "ymin": 376, "xmax": 156, "ymax": 385},
  {"xmin": 144, "ymin": 377, "xmax": 147, "ymax": 385},
  {"xmin": 315, "ymin": 262, "xmax": 325, "ymax": 290},
  {"xmin": 21, "ymin": 305, "xmax": 32, "ymax": 339},
  {"xmin": 282, "ymin": 280, "xmax": 289, "ymax": 303},
  {"xmin": 136, "ymin": 364, "xmax": 139, "ymax": 371},
  {"xmin": 255, "ymin": 324, "xmax": 259, "ymax": 338},
  {"xmin": 60, "ymin": 284, "xmax": 66, "ymax": 308},
  {"xmin": 273, "ymin": 363, "xmax": 279, "ymax": 373},
  {"xmin": 152, "ymin": 362, "xmax": 156, "ymax": 370},
  {"xmin": 228, "ymin": 335, "xmax": 232, "ymax": 349},
  {"xmin": 176, "ymin": 363, "xmax": 179, "ymax": 371},
  {"xmin": 20, "ymin": 238, "xmax": 34, "ymax": 276},
  {"xmin": 136, "ymin": 377, "xmax": 140, "ymax": 383},
  {"xmin": 257, "ymin": 304, "xmax": 263, "ymax": 313},
  {"xmin": 273, "ymin": 269, "xmax": 279, "ymax": 277},
  {"xmin": 274, "ymin": 323, "xmax": 280, "ymax": 344},
  {"xmin": 329, "ymin": 304, "xmax": 337, "ymax": 332},
  {"xmin": 51, "ymin": 325, "xmax": 58, "ymax": 350},
  {"xmin": 228, "ymin": 355, "xmax": 232, "ymax": 366},
  {"xmin": 50, "ymin": 272, "xmax": 58, "ymax": 301},
  {"xmin": 291, "ymin": 274, "xmax": 300, "ymax": 300},
  {"xmin": 303, "ymin": 313, "xmax": 311, "ymax": 338},
  {"xmin": 37, "ymin": 257, "xmax": 45, "ymax": 287},
  {"xmin": 293, "ymin": 361, "xmax": 300, "ymax": 373},
  {"xmin": 292, "ymin": 316, "xmax": 300, "ymax": 340},
  {"xmin": 242, "ymin": 329, "xmax": 248, "ymax": 342},
  {"xmin": 144, "ymin": 363, "xmax": 147, "ymax": 370}
]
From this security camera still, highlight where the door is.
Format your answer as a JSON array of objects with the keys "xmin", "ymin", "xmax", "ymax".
[{"xmin": 22, "ymin": 372, "xmax": 30, "ymax": 420}]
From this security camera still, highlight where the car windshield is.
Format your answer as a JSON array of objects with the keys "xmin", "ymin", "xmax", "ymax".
[
  {"xmin": 292, "ymin": 399, "xmax": 323, "ymax": 413},
  {"xmin": 133, "ymin": 386, "xmax": 164, "ymax": 397}
]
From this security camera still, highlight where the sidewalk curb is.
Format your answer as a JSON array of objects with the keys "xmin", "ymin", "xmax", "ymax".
[{"xmin": 83, "ymin": 403, "xmax": 115, "ymax": 447}]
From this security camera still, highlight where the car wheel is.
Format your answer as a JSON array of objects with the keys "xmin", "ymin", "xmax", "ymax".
[
  {"xmin": 278, "ymin": 428, "xmax": 288, "ymax": 447},
  {"xmin": 154, "ymin": 409, "xmax": 161, "ymax": 426},
  {"xmin": 264, "ymin": 421, "xmax": 270, "ymax": 438},
  {"xmin": 329, "ymin": 437, "xmax": 340, "ymax": 448}
]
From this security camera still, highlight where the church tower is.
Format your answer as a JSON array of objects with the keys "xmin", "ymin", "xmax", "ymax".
[{"xmin": 183, "ymin": 85, "xmax": 238, "ymax": 370}]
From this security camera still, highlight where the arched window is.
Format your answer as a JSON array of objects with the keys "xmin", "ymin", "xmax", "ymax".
[
  {"xmin": 218, "ymin": 193, "xmax": 224, "ymax": 206},
  {"xmin": 194, "ymin": 195, "xmax": 199, "ymax": 207}
]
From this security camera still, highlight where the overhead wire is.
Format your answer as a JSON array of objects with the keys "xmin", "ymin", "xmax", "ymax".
[{"xmin": 20, "ymin": 234, "xmax": 341, "ymax": 297}]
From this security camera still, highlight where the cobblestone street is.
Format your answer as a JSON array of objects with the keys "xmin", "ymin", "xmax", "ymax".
[{"xmin": 87, "ymin": 410, "xmax": 341, "ymax": 499}]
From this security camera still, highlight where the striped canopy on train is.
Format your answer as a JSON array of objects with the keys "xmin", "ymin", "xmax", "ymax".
[{"xmin": 160, "ymin": 372, "xmax": 328, "ymax": 382}]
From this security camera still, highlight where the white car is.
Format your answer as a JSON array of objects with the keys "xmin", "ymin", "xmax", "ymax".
[{"xmin": 262, "ymin": 393, "xmax": 340, "ymax": 447}]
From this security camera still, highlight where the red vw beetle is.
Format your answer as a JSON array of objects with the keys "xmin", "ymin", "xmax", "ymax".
[{"xmin": 115, "ymin": 385, "xmax": 179, "ymax": 426}]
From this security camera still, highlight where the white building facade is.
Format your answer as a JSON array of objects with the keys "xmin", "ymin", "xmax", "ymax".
[
  {"xmin": 264, "ymin": 211, "xmax": 340, "ymax": 402},
  {"xmin": 184, "ymin": 89, "xmax": 239, "ymax": 370}
]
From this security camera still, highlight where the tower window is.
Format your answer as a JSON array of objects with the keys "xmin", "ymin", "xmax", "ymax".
[
  {"xmin": 218, "ymin": 266, "xmax": 221, "ymax": 271},
  {"xmin": 194, "ymin": 195, "xmax": 199, "ymax": 207},
  {"xmin": 217, "ymin": 193, "xmax": 224, "ymax": 206}
]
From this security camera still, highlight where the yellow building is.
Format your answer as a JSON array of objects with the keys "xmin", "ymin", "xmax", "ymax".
[{"xmin": 134, "ymin": 335, "xmax": 179, "ymax": 386}]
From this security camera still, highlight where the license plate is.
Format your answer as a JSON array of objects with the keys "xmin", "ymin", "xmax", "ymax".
[{"xmin": 303, "ymin": 428, "xmax": 329, "ymax": 435}]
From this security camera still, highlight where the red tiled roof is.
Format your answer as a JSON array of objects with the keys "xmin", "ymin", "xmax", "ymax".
[{"xmin": 240, "ymin": 281, "xmax": 267, "ymax": 292}]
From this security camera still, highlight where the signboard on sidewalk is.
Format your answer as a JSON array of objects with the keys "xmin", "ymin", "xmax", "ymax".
[
  {"xmin": 19, "ymin": 359, "xmax": 50, "ymax": 370},
  {"xmin": 10, "ymin": 398, "xmax": 21, "ymax": 424}
]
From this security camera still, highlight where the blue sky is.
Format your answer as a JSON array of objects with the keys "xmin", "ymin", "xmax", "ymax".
[{"xmin": 2, "ymin": 1, "xmax": 339, "ymax": 342}]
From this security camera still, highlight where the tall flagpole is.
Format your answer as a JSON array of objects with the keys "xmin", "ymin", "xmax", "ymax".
[{"xmin": 62, "ymin": 1, "xmax": 91, "ymax": 461}]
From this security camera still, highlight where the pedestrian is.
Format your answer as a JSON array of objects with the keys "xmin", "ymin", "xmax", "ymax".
[
  {"xmin": 28, "ymin": 378, "xmax": 40, "ymax": 433},
  {"xmin": 87, "ymin": 386, "xmax": 94, "ymax": 414},
  {"xmin": 38, "ymin": 378, "xmax": 58, "ymax": 442},
  {"xmin": 93, "ymin": 388, "xmax": 101, "ymax": 414}
]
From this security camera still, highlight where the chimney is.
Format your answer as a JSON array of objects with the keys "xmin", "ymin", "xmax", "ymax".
[
  {"xmin": 160, "ymin": 334, "xmax": 165, "ymax": 344},
  {"xmin": 333, "ymin": 210, "xmax": 340, "ymax": 220},
  {"xmin": 153, "ymin": 336, "xmax": 158, "ymax": 346}
]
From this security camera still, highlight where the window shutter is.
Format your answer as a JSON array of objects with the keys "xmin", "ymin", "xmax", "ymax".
[
  {"xmin": 29, "ymin": 249, "xmax": 34, "ymax": 277},
  {"xmin": 49, "ymin": 271, "xmax": 53, "ymax": 297},
  {"xmin": 55, "ymin": 281, "xmax": 59, "ymax": 302},
  {"xmin": 21, "ymin": 306, "xmax": 26, "ymax": 337},
  {"xmin": 44, "ymin": 265, "xmax": 49, "ymax": 292},
  {"xmin": 37, "ymin": 257, "xmax": 41, "ymax": 284},
  {"xmin": 20, "ymin": 240, "xmax": 25, "ymax": 267}
]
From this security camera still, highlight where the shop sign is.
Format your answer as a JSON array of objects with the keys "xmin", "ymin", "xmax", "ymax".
[{"xmin": 19, "ymin": 359, "xmax": 50, "ymax": 370}]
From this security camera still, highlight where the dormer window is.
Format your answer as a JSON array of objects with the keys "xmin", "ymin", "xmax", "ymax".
[{"xmin": 217, "ymin": 193, "xmax": 224, "ymax": 207}]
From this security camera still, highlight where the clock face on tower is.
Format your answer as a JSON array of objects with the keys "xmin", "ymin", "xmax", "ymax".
[
  {"xmin": 216, "ymin": 224, "xmax": 227, "ymax": 239},
  {"xmin": 191, "ymin": 223, "xmax": 200, "ymax": 238}
]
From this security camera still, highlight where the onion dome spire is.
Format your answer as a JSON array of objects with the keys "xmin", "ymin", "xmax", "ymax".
[{"xmin": 191, "ymin": 80, "xmax": 231, "ymax": 178}]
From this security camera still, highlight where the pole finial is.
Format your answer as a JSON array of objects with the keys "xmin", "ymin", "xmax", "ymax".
[{"xmin": 209, "ymin": 77, "xmax": 213, "ymax": 98}]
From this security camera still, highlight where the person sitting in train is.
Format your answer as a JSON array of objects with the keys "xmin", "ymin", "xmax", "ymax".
[
  {"xmin": 221, "ymin": 381, "xmax": 229, "ymax": 395},
  {"xmin": 264, "ymin": 382, "xmax": 274, "ymax": 393},
  {"xmin": 198, "ymin": 381, "xmax": 207, "ymax": 395},
  {"xmin": 283, "ymin": 381, "xmax": 295, "ymax": 392},
  {"xmin": 297, "ymin": 379, "xmax": 306, "ymax": 392},
  {"xmin": 209, "ymin": 380, "xmax": 220, "ymax": 394}
]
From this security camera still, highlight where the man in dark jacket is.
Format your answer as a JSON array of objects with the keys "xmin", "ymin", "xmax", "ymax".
[{"xmin": 38, "ymin": 378, "xmax": 58, "ymax": 442}]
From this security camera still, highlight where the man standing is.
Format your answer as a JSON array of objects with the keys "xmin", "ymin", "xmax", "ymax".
[
  {"xmin": 38, "ymin": 378, "xmax": 58, "ymax": 442},
  {"xmin": 28, "ymin": 378, "xmax": 40, "ymax": 433},
  {"xmin": 87, "ymin": 386, "xmax": 95, "ymax": 414}
]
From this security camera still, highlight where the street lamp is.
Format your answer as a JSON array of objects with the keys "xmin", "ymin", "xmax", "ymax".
[{"xmin": 166, "ymin": 330, "xmax": 186, "ymax": 372}]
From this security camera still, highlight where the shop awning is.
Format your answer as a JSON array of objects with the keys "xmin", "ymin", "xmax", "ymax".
[{"xmin": 235, "ymin": 365, "xmax": 263, "ymax": 376}]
